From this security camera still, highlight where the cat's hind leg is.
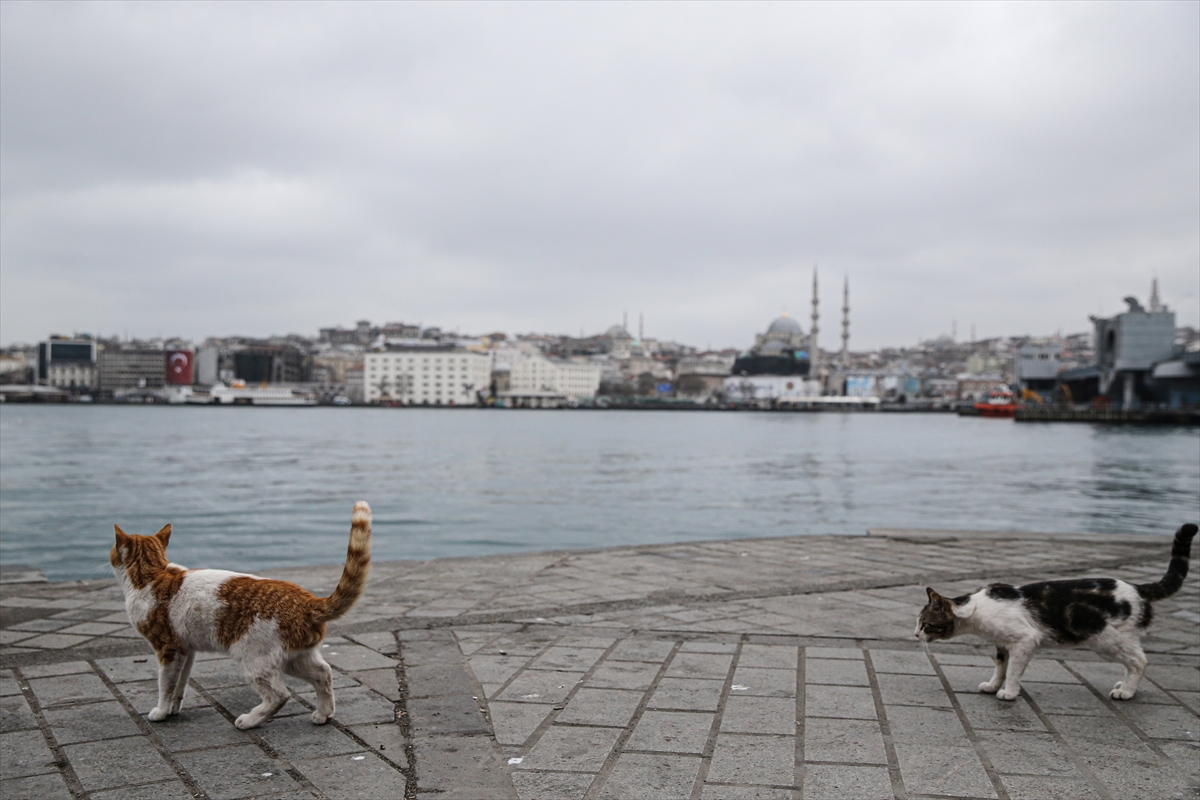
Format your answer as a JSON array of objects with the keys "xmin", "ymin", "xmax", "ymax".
[
  {"xmin": 996, "ymin": 642, "xmax": 1035, "ymax": 701},
  {"xmin": 1092, "ymin": 630, "xmax": 1147, "ymax": 700},
  {"xmin": 979, "ymin": 647, "xmax": 1008, "ymax": 694},
  {"xmin": 148, "ymin": 651, "xmax": 188, "ymax": 721},
  {"xmin": 286, "ymin": 648, "xmax": 335, "ymax": 724},
  {"xmin": 235, "ymin": 665, "xmax": 291, "ymax": 730}
]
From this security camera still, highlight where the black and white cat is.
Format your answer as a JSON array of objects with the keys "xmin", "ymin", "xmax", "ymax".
[{"xmin": 916, "ymin": 523, "xmax": 1197, "ymax": 701}]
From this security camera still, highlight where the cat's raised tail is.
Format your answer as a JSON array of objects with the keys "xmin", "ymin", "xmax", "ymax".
[
  {"xmin": 1136, "ymin": 523, "xmax": 1198, "ymax": 602},
  {"xmin": 314, "ymin": 501, "xmax": 372, "ymax": 623}
]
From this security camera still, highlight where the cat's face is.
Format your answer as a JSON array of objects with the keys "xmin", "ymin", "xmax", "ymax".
[{"xmin": 915, "ymin": 587, "xmax": 957, "ymax": 642}]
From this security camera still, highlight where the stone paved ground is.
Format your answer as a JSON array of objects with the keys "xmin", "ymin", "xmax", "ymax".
[{"xmin": 1, "ymin": 529, "xmax": 1197, "ymax": 799}]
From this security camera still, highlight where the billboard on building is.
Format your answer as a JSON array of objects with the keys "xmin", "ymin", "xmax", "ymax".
[
  {"xmin": 845, "ymin": 376, "xmax": 876, "ymax": 397},
  {"xmin": 165, "ymin": 351, "xmax": 193, "ymax": 385}
]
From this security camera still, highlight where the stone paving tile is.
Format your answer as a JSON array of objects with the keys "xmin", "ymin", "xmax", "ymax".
[
  {"xmin": 892, "ymin": 742, "xmax": 997, "ymax": 799},
  {"xmin": 803, "ymin": 717, "xmax": 887, "ymax": 764},
  {"xmin": 625, "ymin": 709, "xmax": 714, "ymax": 754},
  {"xmin": 1, "ymin": 693, "xmax": 39, "ymax": 733},
  {"xmin": 510, "ymin": 770, "xmax": 593, "ymax": 800},
  {"xmin": 586, "ymin": 661, "xmax": 658, "ymax": 691},
  {"xmin": 295, "ymin": 752, "xmax": 407, "ymax": 800},
  {"xmin": 804, "ymin": 683, "xmax": 878, "ymax": 720},
  {"xmin": 43, "ymin": 700, "xmax": 140, "ymax": 744},
  {"xmin": 0, "ymin": 772, "xmax": 73, "ymax": 800},
  {"xmin": 556, "ymin": 687, "xmax": 642, "ymax": 727},
  {"xmin": 175, "ymin": 743, "xmax": 305, "ymax": 799},
  {"xmin": 63, "ymin": 735, "xmax": 177, "ymax": 791},
  {"xmin": 721, "ymin": 695, "xmax": 797, "ymax": 735},
  {"xmin": 596, "ymin": 752, "xmax": 702, "ymax": 799},
  {"xmin": 999, "ymin": 774, "xmax": 1100, "ymax": 800},
  {"xmin": 489, "ymin": 700, "xmax": 554, "ymax": 745},
  {"xmin": 607, "ymin": 638, "xmax": 677, "ymax": 662},
  {"xmin": 730, "ymin": 666, "xmax": 795, "ymax": 697},
  {"xmin": 19, "ymin": 660, "xmax": 93, "ymax": 678},
  {"xmin": 803, "ymin": 764, "xmax": 893, "ymax": 800},
  {"xmin": 805, "ymin": 657, "xmax": 869, "ymax": 686},
  {"xmin": 1, "ymin": 728, "xmax": 59, "ymax": 778},
  {"xmin": 88, "ymin": 780, "xmax": 197, "ymax": 800},
  {"xmin": 699, "ymin": 784, "xmax": 792, "ymax": 800},
  {"xmin": 27, "ymin": 671, "xmax": 118, "ymax": 708},
  {"xmin": 648, "ymin": 677, "xmax": 726, "ymax": 712},
  {"xmin": 517, "ymin": 725, "xmax": 622, "ymax": 771},
  {"xmin": 706, "ymin": 732, "xmax": 795, "ymax": 786},
  {"xmin": 497, "ymin": 669, "xmax": 586, "ymax": 704}
]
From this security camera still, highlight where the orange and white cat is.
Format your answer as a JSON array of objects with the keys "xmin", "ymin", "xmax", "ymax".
[{"xmin": 111, "ymin": 501, "xmax": 371, "ymax": 730}]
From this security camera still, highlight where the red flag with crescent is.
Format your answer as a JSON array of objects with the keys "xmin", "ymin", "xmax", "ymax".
[{"xmin": 165, "ymin": 351, "xmax": 193, "ymax": 385}]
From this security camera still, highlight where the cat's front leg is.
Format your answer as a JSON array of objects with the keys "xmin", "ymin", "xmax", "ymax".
[
  {"xmin": 995, "ymin": 643, "xmax": 1034, "ymax": 701},
  {"xmin": 979, "ymin": 647, "xmax": 1008, "ymax": 694},
  {"xmin": 148, "ymin": 652, "xmax": 186, "ymax": 721},
  {"xmin": 167, "ymin": 651, "xmax": 196, "ymax": 714}
]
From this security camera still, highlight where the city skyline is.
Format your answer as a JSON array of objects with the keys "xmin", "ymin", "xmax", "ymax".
[{"xmin": 2, "ymin": 3, "xmax": 1197, "ymax": 350}]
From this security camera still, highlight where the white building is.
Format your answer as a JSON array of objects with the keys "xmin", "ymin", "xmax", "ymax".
[
  {"xmin": 723, "ymin": 375, "xmax": 821, "ymax": 401},
  {"xmin": 364, "ymin": 347, "xmax": 491, "ymax": 405},
  {"xmin": 506, "ymin": 352, "xmax": 601, "ymax": 400}
]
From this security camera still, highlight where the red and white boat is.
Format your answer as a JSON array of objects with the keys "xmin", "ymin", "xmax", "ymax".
[{"xmin": 974, "ymin": 388, "xmax": 1017, "ymax": 418}]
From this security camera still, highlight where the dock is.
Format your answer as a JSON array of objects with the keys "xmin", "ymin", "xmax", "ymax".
[{"xmin": 2, "ymin": 529, "xmax": 1197, "ymax": 799}]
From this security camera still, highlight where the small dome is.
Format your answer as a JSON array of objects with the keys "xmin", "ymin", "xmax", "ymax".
[
  {"xmin": 759, "ymin": 339, "xmax": 787, "ymax": 355},
  {"xmin": 766, "ymin": 316, "xmax": 802, "ymax": 335}
]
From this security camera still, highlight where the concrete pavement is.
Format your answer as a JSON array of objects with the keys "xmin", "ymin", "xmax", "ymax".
[{"xmin": 2, "ymin": 528, "xmax": 1197, "ymax": 799}]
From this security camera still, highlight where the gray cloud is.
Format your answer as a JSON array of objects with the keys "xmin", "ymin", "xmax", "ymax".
[{"xmin": 2, "ymin": 2, "xmax": 1196, "ymax": 349}]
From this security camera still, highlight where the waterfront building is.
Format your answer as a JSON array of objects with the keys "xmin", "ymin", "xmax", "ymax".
[
  {"xmin": 506, "ymin": 352, "xmax": 601, "ymax": 401},
  {"xmin": 1013, "ymin": 342, "xmax": 1063, "ymax": 394},
  {"xmin": 1059, "ymin": 290, "xmax": 1196, "ymax": 409},
  {"xmin": 97, "ymin": 346, "xmax": 166, "ymax": 398},
  {"xmin": 233, "ymin": 344, "xmax": 311, "ymax": 385},
  {"xmin": 364, "ymin": 346, "xmax": 490, "ymax": 405},
  {"xmin": 37, "ymin": 338, "xmax": 97, "ymax": 392}
]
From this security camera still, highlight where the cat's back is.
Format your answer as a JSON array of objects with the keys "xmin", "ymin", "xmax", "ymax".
[{"xmin": 168, "ymin": 568, "xmax": 257, "ymax": 651}]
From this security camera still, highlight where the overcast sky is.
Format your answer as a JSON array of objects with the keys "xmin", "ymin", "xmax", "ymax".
[{"xmin": 2, "ymin": 2, "xmax": 1197, "ymax": 351}]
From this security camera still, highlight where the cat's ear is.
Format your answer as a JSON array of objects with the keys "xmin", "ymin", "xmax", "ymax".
[
  {"xmin": 154, "ymin": 524, "xmax": 172, "ymax": 546},
  {"xmin": 114, "ymin": 525, "xmax": 131, "ymax": 545},
  {"xmin": 925, "ymin": 587, "xmax": 939, "ymax": 602}
]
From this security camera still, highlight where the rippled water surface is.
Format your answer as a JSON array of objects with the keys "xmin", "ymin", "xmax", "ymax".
[{"xmin": 2, "ymin": 405, "xmax": 1197, "ymax": 581}]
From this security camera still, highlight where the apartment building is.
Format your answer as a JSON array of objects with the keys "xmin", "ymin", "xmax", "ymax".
[
  {"xmin": 364, "ymin": 347, "xmax": 490, "ymax": 405},
  {"xmin": 507, "ymin": 352, "xmax": 601, "ymax": 400}
]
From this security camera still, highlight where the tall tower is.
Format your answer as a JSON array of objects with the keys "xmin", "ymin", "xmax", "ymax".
[
  {"xmin": 1150, "ymin": 278, "xmax": 1161, "ymax": 312},
  {"xmin": 639, "ymin": 312, "xmax": 644, "ymax": 341},
  {"xmin": 810, "ymin": 264, "xmax": 820, "ymax": 374},
  {"xmin": 840, "ymin": 276, "xmax": 850, "ymax": 369}
]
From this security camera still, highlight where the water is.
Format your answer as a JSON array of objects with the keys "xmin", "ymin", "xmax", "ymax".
[{"xmin": 1, "ymin": 405, "xmax": 1197, "ymax": 582}]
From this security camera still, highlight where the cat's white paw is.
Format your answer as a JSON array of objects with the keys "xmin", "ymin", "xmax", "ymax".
[
  {"xmin": 147, "ymin": 707, "xmax": 169, "ymax": 722},
  {"xmin": 234, "ymin": 713, "xmax": 260, "ymax": 730},
  {"xmin": 1110, "ymin": 684, "xmax": 1136, "ymax": 701},
  {"xmin": 995, "ymin": 688, "xmax": 1019, "ymax": 701},
  {"xmin": 311, "ymin": 711, "xmax": 330, "ymax": 725},
  {"xmin": 979, "ymin": 681, "xmax": 1000, "ymax": 694}
]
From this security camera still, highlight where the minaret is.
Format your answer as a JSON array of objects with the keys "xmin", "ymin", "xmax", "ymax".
[
  {"xmin": 639, "ymin": 312, "xmax": 644, "ymax": 341},
  {"xmin": 810, "ymin": 264, "xmax": 820, "ymax": 374},
  {"xmin": 840, "ymin": 276, "xmax": 850, "ymax": 369},
  {"xmin": 1150, "ymin": 278, "xmax": 1161, "ymax": 312}
]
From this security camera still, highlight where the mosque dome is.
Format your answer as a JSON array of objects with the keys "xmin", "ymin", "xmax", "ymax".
[
  {"xmin": 759, "ymin": 339, "xmax": 787, "ymax": 355},
  {"xmin": 766, "ymin": 315, "xmax": 803, "ymax": 336},
  {"xmin": 605, "ymin": 325, "xmax": 633, "ymax": 340}
]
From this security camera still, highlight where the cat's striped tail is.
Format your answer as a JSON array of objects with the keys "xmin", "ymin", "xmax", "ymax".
[
  {"xmin": 1136, "ymin": 523, "xmax": 1198, "ymax": 602},
  {"xmin": 315, "ymin": 501, "xmax": 372, "ymax": 623}
]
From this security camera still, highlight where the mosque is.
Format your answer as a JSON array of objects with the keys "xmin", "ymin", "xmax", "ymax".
[{"xmin": 724, "ymin": 267, "xmax": 850, "ymax": 401}]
